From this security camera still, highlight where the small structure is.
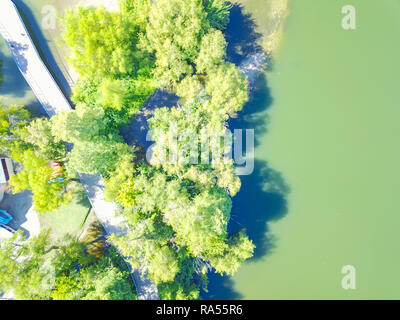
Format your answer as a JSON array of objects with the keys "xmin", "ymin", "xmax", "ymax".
[
  {"xmin": 0, "ymin": 158, "xmax": 14, "ymax": 203},
  {"xmin": 0, "ymin": 158, "xmax": 14, "ymax": 184}
]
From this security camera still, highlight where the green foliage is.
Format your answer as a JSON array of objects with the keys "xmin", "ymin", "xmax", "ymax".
[
  {"xmin": 113, "ymin": 166, "xmax": 251, "ymax": 286},
  {"xmin": 207, "ymin": 231, "xmax": 255, "ymax": 275},
  {"xmin": 203, "ymin": 0, "xmax": 232, "ymax": 30},
  {"xmin": 51, "ymin": 103, "xmax": 110, "ymax": 143},
  {"xmin": 22, "ymin": 118, "xmax": 66, "ymax": 161},
  {"xmin": 118, "ymin": 0, "xmax": 151, "ymax": 23},
  {"xmin": 66, "ymin": 137, "xmax": 133, "ymax": 177},
  {"xmin": 99, "ymin": 77, "xmax": 155, "ymax": 114},
  {"xmin": 51, "ymin": 103, "xmax": 134, "ymax": 177},
  {"xmin": 51, "ymin": 248, "xmax": 136, "ymax": 300},
  {"xmin": 0, "ymin": 231, "xmax": 53, "ymax": 299},
  {"xmin": 104, "ymin": 153, "xmax": 135, "ymax": 201},
  {"xmin": 58, "ymin": 0, "xmax": 253, "ymax": 300},
  {"xmin": 164, "ymin": 186, "xmax": 232, "ymax": 258},
  {"xmin": 0, "ymin": 103, "xmax": 71, "ymax": 213},
  {"xmin": 195, "ymin": 29, "xmax": 227, "ymax": 74},
  {"xmin": 71, "ymin": 77, "xmax": 100, "ymax": 107},
  {"xmin": 0, "ymin": 232, "xmax": 136, "ymax": 300},
  {"xmin": 158, "ymin": 256, "xmax": 201, "ymax": 300},
  {"xmin": 72, "ymin": 76, "xmax": 155, "ymax": 127},
  {"xmin": 142, "ymin": 0, "xmax": 208, "ymax": 87},
  {"xmin": 111, "ymin": 220, "xmax": 179, "ymax": 284},
  {"xmin": 9, "ymin": 150, "xmax": 73, "ymax": 213},
  {"xmin": 205, "ymin": 62, "xmax": 249, "ymax": 119},
  {"xmin": 0, "ymin": 103, "xmax": 30, "ymax": 155},
  {"xmin": 62, "ymin": 6, "xmax": 150, "ymax": 78},
  {"xmin": 148, "ymin": 99, "xmax": 241, "ymax": 196},
  {"xmin": 175, "ymin": 75, "xmax": 203, "ymax": 102}
]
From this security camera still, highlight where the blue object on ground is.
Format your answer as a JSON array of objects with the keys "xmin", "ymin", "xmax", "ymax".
[
  {"xmin": 75, "ymin": 262, "xmax": 81, "ymax": 273},
  {"xmin": 0, "ymin": 209, "xmax": 12, "ymax": 225}
]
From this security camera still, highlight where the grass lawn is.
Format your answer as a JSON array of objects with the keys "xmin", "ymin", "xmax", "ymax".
[{"xmin": 39, "ymin": 192, "xmax": 96, "ymax": 242}]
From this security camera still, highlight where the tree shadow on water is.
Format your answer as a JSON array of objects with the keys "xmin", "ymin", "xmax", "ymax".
[
  {"xmin": 202, "ymin": 159, "xmax": 290, "ymax": 300},
  {"xmin": 0, "ymin": 46, "xmax": 31, "ymax": 98},
  {"xmin": 230, "ymin": 160, "xmax": 290, "ymax": 260},
  {"xmin": 203, "ymin": 4, "xmax": 290, "ymax": 300},
  {"xmin": 203, "ymin": 74, "xmax": 290, "ymax": 299},
  {"xmin": 225, "ymin": 4, "xmax": 263, "ymax": 65},
  {"xmin": 230, "ymin": 72, "xmax": 273, "ymax": 148}
]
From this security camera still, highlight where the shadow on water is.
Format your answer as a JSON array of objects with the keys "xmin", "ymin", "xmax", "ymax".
[
  {"xmin": 202, "ymin": 4, "xmax": 290, "ymax": 300},
  {"xmin": 0, "ymin": 47, "xmax": 43, "ymax": 116},
  {"xmin": 225, "ymin": 4, "xmax": 263, "ymax": 66},
  {"xmin": 0, "ymin": 43, "xmax": 31, "ymax": 98}
]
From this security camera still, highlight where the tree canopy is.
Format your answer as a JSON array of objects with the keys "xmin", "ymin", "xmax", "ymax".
[
  {"xmin": 0, "ymin": 232, "xmax": 136, "ymax": 300},
  {"xmin": 51, "ymin": 103, "xmax": 134, "ymax": 177},
  {"xmin": 62, "ymin": 6, "xmax": 151, "ymax": 78},
  {"xmin": 0, "ymin": 0, "xmax": 256, "ymax": 299}
]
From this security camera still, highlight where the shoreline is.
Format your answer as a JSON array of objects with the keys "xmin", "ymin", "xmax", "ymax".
[{"xmin": 233, "ymin": 0, "xmax": 289, "ymax": 55}]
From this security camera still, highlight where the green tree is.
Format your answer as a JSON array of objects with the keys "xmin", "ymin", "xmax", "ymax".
[
  {"xmin": 111, "ymin": 218, "xmax": 179, "ymax": 284},
  {"xmin": 22, "ymin": 118, "xmax": 66, "ymax": 161},
  {"xmin": 118, "ymin": 0, "xmax": 151, "ymax": 24},
  {"xmin": 148, "ymin": 99, "xmax": 241, "ymax": 196},
  {"xmin": 0, "ymin": 231, "xmax": 59, "ymax": 299},
  {"xmin": 99, "ymin": 78, "xmax": 155, "ymax": 115},
  {"xmin": 51, "ymin": 103, "xmax": 134, "ymax": 177},
  {"xmin": 52, "ymin": 248, "xmax": 136, "ymax": 300},
  {"xmin": 62, "ymin": 6, "xmax": 150, "ymax": 78},
  {"xmin": 51, "ymin": 103, "xmax": 110, "ymax": 143},
  {"xmin": 195, "ymin": 29, "xmax": 227, "ymax": 74},
  {"xmin": 71, "ymin": 77, "xmax": 100, "ymax": 107},
  {"xmin": 203, "ymin": 0, "xmax": 232, "ymax": 30},
  {"xmin": 205, "ymin": 62, "xmax": 249, "ymax": 119},
  {"xmin": 0, "ymin": 103, "xmax": 30, "ymax": 155},
  {"xmin": 207, "ymin": 231, "xmax": 255, "ymax": 275},
  {"xmin": 104, "ymin": 152, "xmax": 135, "ymax": 201},
  {"xmin": 0, "ymin": 232, "xmax": 136, "ymax": 300},
  {"xmin": 142, "ymin": 0, "xmax": 208, "ymax": 87},
  {"xmin": 164, "ymin": 186, "xmax": 232, "ymax": 258},
  {"xmin": 175, "ymin": 75, "xmax": 203, "ymax": 102},
  {"xmin": 9, "ymin": 150, "xmax": 73, "ymax": 213},
  {"xmin": 158, "ymin": 255, "xmax": 202, "ymax": 300},
  {"xmin": 113, "ymin": 167, "xmax": 252, "ymax": 285},
  {"xmin": 66, "ymin": 137, "xmax": 133, "ymax": 177}
]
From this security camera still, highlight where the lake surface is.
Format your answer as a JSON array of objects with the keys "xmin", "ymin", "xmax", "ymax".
[
  {"xmin": 2, "ymin": 0, "xmax": 400, "ymax": 300},
  {"xmin": 206, "ymin": 0, "xmax": 400, "ymax": 299}
]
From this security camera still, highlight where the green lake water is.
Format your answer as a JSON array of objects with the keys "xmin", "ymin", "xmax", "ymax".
[
  {"xmin": 1, "ymin": 0, "xmax": 400, "ymax": 300},
  {"xmin": 207, "ymin": 0, "xmax": 400, "ymax": 299}
]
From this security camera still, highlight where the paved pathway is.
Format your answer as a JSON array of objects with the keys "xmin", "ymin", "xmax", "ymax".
[
  {"xmin": 0, "ymin": 0, "xmax": 158, "ymax": 300},
  {"xmin": 78, "ymin": 173, "xmax": 159, "ymax": 300}
]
